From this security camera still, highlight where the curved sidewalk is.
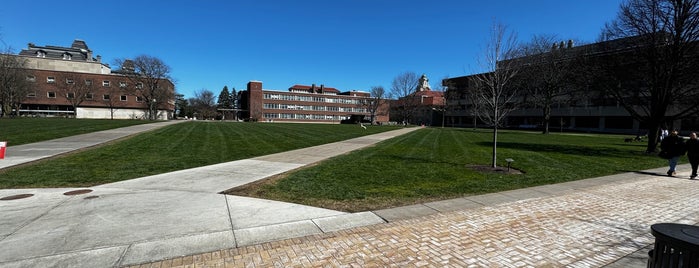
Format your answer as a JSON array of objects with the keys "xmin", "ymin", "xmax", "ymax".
[{"xmin": 0, "ymin": 124, "xmax": 695, "ymax": 267}]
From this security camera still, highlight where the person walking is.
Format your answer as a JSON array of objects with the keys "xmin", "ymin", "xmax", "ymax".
[
  {"xmin": 660, "ymin": 130, "xmax": 686, "ymax": 176},
  {"xmin": 686, "ymin": 132, "xmax": 699, "ymax": 179}
]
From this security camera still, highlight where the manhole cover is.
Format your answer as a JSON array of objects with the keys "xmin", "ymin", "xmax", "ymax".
[
  {"xmin": 63, "ymin": 189, "xmax": 93, "ymax": 196},
  {"xmin": 84, "ymin": 195, "xmax": 99, "ymax": 200},
  {"xmin": 0, "ymin": 194, "xmax": 34, "ymax": 201}
]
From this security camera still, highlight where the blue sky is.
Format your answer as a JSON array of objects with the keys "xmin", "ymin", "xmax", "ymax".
[{"xmin": 1, "ymin": 0, "xmax": 623, "ymax": 99}]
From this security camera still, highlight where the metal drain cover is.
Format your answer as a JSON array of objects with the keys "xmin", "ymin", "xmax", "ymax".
[
  {"xmin": 0, "ymin": 194, "xmax": 34, "ymax": 201},
  {"xmin": 63, "ymin": 189, "xmax": 93, "ymax": 195}
]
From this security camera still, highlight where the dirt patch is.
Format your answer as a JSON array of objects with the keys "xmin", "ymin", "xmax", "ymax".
[{"xmin": 467, "ymin": 164, "xmax": 524, "ymax": 175}]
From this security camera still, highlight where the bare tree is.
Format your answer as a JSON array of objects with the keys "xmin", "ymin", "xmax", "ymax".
[
  {"xmin": 471, "ymin": 22, "xmax": 521, "ymax": 168},
  {"xmin": 55, "ymin": 73, "xmax": 94, "ymax": 118},
  {"xmin": 0, "ymin": 51, "xmax": 31, "ymax": 117},
  {"xmin": 390, "ymin": 71, "xmax": 420, "ymax": 124},
  {"xmin": 192, "ymin": 89, "xmax": 217, "ymax": 119},
  {"xmin": 600, "ymin": 0, "xmax": 699, "ymax": 152},
  {"xmin": 516, "ymin": 35, "xmax": 585, "ymax": 134},
  {"xmin": 359, "ymin": 86, "xmax": 387, "ymax": 124},
  {"xmin": 102, "ymin": 86, "xmax": 122, "ymax": 119},
  {"xmin": 115, "ymin": 55, "xmax": 174, "ymax": 120}
]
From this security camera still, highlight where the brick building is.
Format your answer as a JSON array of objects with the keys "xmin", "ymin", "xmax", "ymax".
[
  {"xmin": 8, "ymin": 39, "xmax": 174, "ymax": 119},
  {"xmin": 239, "ymin": 81, "xmax": 389, "ymax": 124}
]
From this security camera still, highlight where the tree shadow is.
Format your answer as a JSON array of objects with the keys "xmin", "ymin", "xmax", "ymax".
[{"xmin": 479, "ymin": 141, "xmax": 632, "ymax": 158}]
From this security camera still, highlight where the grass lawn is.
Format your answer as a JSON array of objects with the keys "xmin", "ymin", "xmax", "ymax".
[
  {"xmin": 0, "ymin": 121, "xmax": 401, "ymax": 188},
  {"xmin": 0, "ymin": 118, "xmax": 151, "ymax": 146},
  {"xmin": 229, "ymin": 128, "xmax": 668, "ymax": 212}
]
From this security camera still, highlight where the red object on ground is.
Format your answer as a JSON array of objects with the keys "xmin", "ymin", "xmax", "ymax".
[{"xmin": 0, "ymin": 141, "xmax": 6, "ymax": 159}]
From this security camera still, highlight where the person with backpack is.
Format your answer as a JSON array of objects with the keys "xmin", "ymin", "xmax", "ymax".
[{"xmin": 660, "ymin": 130, "xmax": 686, "ymax": 176}]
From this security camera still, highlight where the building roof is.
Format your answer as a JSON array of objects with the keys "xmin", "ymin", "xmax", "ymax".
[
  {"xmin": 19, "ymin": 39, "xmax": 97, "ymax": 62},
  {"xmin": 289, "ymin": 84, "xmax": 340, "ymax": 93}
]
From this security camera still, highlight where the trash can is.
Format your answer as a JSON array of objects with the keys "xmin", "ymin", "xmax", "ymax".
[{"xmin": 648, "ymin": 223, "xmax": 699, "ymax": 268}]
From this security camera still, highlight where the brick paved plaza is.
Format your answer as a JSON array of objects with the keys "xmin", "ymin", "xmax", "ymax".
[{"xmin": 130, "ymin": 174, "xmax": 699, "ymax": 267}]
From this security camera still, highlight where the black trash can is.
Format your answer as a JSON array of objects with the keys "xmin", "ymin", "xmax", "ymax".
[{"xmin": 648, "ymin": 223, "xmax": 699, "ymax": 268}]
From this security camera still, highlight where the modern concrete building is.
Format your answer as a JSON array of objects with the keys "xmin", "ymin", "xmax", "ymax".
[
  {"xmin": 238, "ymin": 81, "xmax": 389, "ymax": 124},
  {"xmin": 8, "ymin": 39, "xmax": 175, "ymax": 119},
  {"xmin": 442, "ymin": 36, "xmax": 699, "ymax": 134}
]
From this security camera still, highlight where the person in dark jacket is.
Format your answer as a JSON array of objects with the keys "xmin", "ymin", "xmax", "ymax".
[
  {"xmin": 686, "ymin": 132, "xmax": 699, "ymax": 179},
  {"xmin": 660, "ymin": 130, "xmax": 686, "ymax": 176}
]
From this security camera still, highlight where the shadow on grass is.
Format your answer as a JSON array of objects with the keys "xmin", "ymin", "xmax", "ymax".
[{"xmin": 480, "ymin": 141, "xmax": 635, "ymax": 158}]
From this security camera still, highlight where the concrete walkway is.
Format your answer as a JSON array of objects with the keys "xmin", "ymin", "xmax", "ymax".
[{"xmin": 0, "ymin": 122, "xmax": 692, "ymax": 267}]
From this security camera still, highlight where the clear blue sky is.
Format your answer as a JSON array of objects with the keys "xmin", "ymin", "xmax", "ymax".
[{"xmin": 0, "ymin": 0, "xmax": 623, "ymax": 99}]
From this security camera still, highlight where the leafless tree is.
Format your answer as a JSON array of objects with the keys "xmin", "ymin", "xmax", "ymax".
[
  {"xmin": 115, "ymin": 55, "xmax": 174, "ymax": 120},
  {"xmin": 0, "ymin": 50, "xmax": 31, "ymax": 117},
  {"xmin": 359, "ymin": 86, "xmax": 387, "ymax": 124},
  {"xmin": 600, "ymin": 0, "xmax": 699, "ymax": 152},
  {"xmin": 102, "ymin": 86, "xmax": 122, "ymax": 119},
  {"xmin": 470, "ymin": 22, "xmax": 521, "ymax": 168},
  {"xmin": 390, "ymin": 71, "xmax": 420, "ymax": 124},
  {"xmin": 56, "ymin": 73, "xmax": 95, "ymax": 118},
  {"xmin": 515, "ymin": 35, "xmax": 586, "ymax": 134},
  {"xmin": 191, "ymin": 89, "xmax": 217, "ymax": 119}
]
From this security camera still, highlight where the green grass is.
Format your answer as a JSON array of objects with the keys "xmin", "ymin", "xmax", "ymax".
[
  {"xmin": 0, "ymin": 118, "xmax": 151, "ymax": 146},
  {"xmin": 231, "ymin": 128, "xmax": 668, "ymax": 212},
  {"xmin": 0, "ymin": 121, "xmax": 401, "ymax": 188}
]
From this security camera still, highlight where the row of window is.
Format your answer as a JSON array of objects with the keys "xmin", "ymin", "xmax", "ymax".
[
  {"xmin": 263, "ymin": 93, "xmax": 362, "ymax": 104},
  {"xmin": 262, "ymin": 103, "xmax": 367, "ymax": 113},
  {"xmin": 28, "ymin": 91, "xmax": 144, "ymax": 102},
  {"xmin": 263, "ymin": 113, "xmax": 349, "ymax": 121},
  {"xmin": 27, "ymin": 75, "xmax": 143, "ymax": 88}
]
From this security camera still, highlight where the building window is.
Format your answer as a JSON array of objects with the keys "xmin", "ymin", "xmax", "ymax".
[
  {"xmin": 67, "ymin": 92, "xmax": 75, "ymax": 99},
  {"xmin": 26, "ymin": 75, "xmax": 36, "ymax": 82},
  {"xmin": 86, "ymin": 93, "xmax": 93, "ymax": 100},
  {"xmin": 103, "ymin": 94, "xmax": 110, "ymax": 100},
  {"xmin": 63, "ymin": 53, "xmax": 72, "ymax": 60},
  {"xmin": 85, "ymin": 80, "xmax": 92, "ymax": 86},
  {"xmin": 27, "ymin": 91, "xmax": 37, "ymax": 97},
  {"xmin": 47, "ymin": 92, "xmax": 56, "ymax": 98},
  {"xmin": 103, "ymin": 80, "xmax": 110, "ymax": 87},
  {"xmin": 47, "ymin": 76, "xmax": 55, "ymax": 83},
  {"xmin": 136, "ymin": 82, "xmax": 143, "ymax": 88},
  {"xmin": 36, "ymin": 51, "xmax": 46, "ymax": 58},
  {"xmin": 66, "ymin": 78, "xmax": 74, "ymax": 84},
  {"xmin": 136, "ymin": 96, "xmax": 143, "ymax": 102},
  {"xmin": 119, "ymin": 82, "xmax": 127, "ymax": 88},
  {"xmin": 120, "ymin": 95, "xmax": 127, "ymax": 101}
]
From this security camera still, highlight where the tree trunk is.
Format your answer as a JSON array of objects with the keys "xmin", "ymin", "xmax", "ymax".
[
  {"xmin": 492, "ymin": 125, "xmax": 498, "ymax": 168},
  {"xmin": 646, "ymin": 122, "xmax": 660, "ymax": 153},
  {"xmin": 542, "ymin": 105, "xmax": 551, "ymax": 134}
]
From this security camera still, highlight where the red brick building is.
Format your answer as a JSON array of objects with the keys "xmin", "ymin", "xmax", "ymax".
[
  {"xmin": 239, "ymin": 81, "xmax": 389, "ymax": 124},
  {"xmin": 10, "ymin": 40, "xmax": 175, "ymax": 119}
]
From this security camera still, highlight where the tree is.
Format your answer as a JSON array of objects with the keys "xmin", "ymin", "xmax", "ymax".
[
  {"xmin": 56, "ymin": 73, "xmax": 94, "ymax": 118},
  {"xmin": 0, "ymin": 50, "xmax": 31, "ymax": 117},
  {"xmin": 600, "ymin": 0, "xmax": 699, "ymax": 152},
  {"xmin": 360, "ymin": 86, "xmax": 387, "ymax": 124},
  {"xmin": 390, "ymin": 71, "xmax": 420, "ymax": 124},
  {"xmin": 516, "ymin": 35, "xmax": 585, "ymax": 134},
  {"xmin": 115, "ymin": 55, "xmax": 174, "ymax": 120},
  {"xmin": 217, "ymin": 86, "xmax": 233, "ymax": 119},
  {"xmin": 471, "ymin": 22, "xmax": 521, "ymax": 168},
  {"xmin": 191, "ymin": 89, "xmax": 217, "ymax": 119}
]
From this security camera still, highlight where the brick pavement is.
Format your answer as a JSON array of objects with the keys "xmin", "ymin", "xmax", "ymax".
[{"xmin": 129, "ymin": 175, "xmax": 699, "ymax": 268}]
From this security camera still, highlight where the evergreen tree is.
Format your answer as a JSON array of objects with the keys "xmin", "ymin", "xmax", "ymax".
[{"xmin": 217, "ymin": 86, "xmax": 232, "ymax": 108}]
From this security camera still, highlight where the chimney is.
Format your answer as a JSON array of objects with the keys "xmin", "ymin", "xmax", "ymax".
[
  {"xmin": 320, "ymin": 84, "xmax": 325, "ymax": 93},
  {"xmin": 559, "ymin": 41, "xmax": 565, "ymax": 50},
  {"xmin": 96, "ymin": 55, "xmax": 102, "ymax": 63},
  {"xmin": 311, "ymin": 83, "xmax": 316, "ymax": 93},
  {"xmin": 567, "ymin": 39, "xmax": 574, "ymax": 49},
  {"xmin": 551, "ymin": 43, "xmax": 558, "ymax": 51}
]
